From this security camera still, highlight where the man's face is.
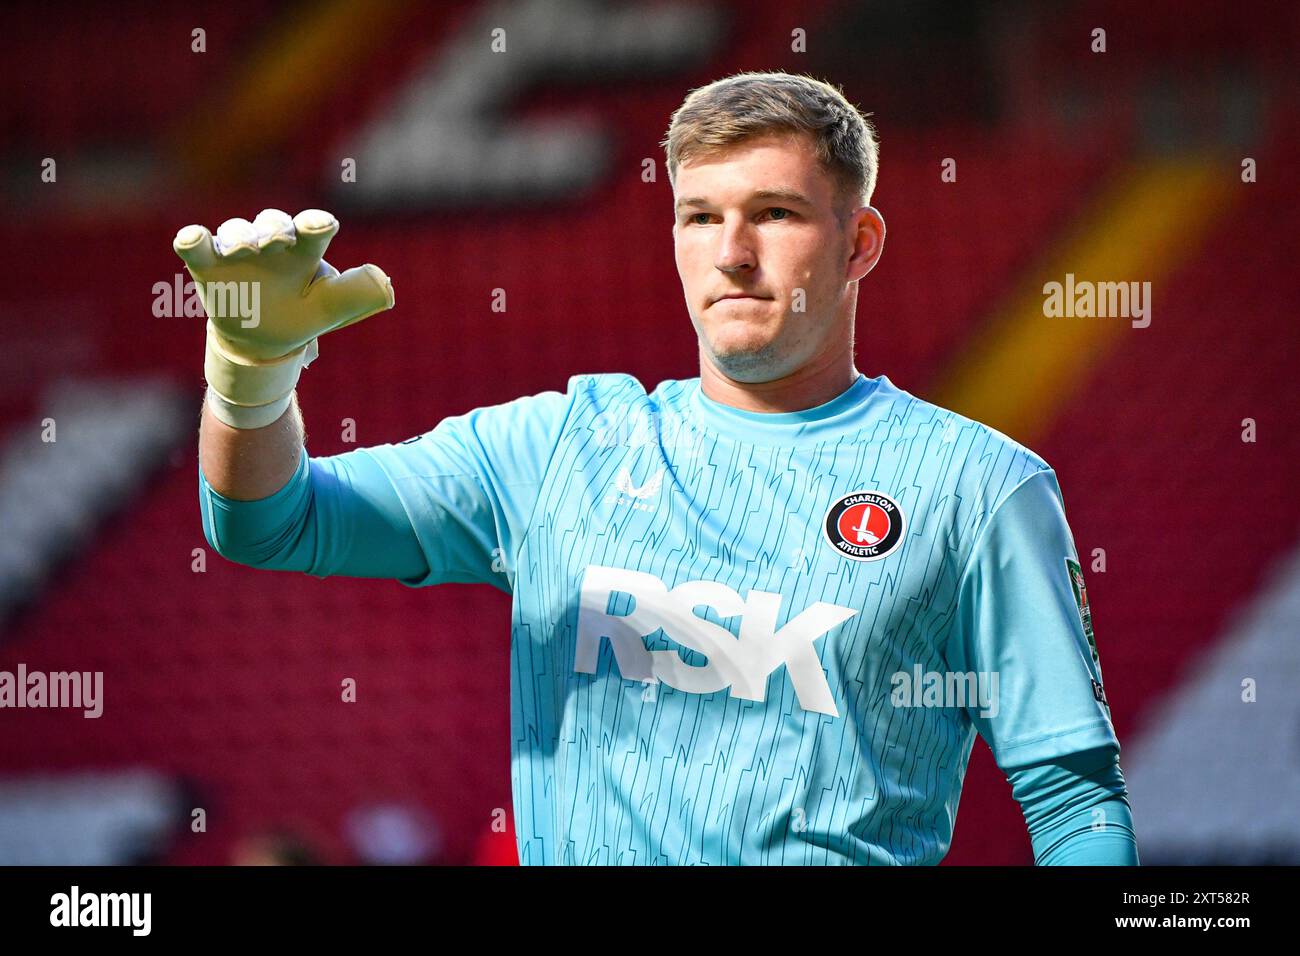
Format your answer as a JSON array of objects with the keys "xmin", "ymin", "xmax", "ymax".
[{"xmin": 671, "ymin": 131, "xmax": 882, "ymax": 384}]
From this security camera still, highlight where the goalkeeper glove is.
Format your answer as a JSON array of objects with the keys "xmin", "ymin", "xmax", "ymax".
[{"xmin": 173, "ymin": 208, "xmax": 394, "ymax": 428}]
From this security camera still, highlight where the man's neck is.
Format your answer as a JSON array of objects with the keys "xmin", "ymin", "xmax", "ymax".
[{"xmin": 698, "ymin": 348, "xmax": 860, "ymax": 414}]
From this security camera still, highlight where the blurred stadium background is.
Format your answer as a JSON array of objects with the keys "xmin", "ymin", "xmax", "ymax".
[{"xmin": 0, "ymin": 0, "xmax": 1296, "ymax": 865}]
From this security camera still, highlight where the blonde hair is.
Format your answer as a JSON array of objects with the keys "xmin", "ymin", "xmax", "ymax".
[{"xmin": 661, "ymin": 71, "xmax": 879, "ymax": 212}]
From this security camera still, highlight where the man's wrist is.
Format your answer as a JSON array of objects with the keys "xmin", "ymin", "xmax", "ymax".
[
  {"xmin": 204, "ymin": 388, "xmax": 294, "ymax": 430},
  {"xmin": 203, "ymin": 321, "xmax": 318, "ymax": 429},
  {"xmin": 204, "ymin": 322, "xmax": 317, "ymax": 405}
]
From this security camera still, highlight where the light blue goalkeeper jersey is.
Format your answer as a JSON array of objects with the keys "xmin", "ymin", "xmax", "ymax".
[{"xmin": 200, "ymin": 372, "xmax": 1124, "ymax": 865}]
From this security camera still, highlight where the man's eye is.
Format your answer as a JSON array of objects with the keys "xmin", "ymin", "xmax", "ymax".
[{"xmin": 685, "ymin": 209, "xmax": 790, "ymax": 225}]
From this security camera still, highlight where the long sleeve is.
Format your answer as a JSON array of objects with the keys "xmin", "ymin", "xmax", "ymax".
[
  {"xmin": 944, "ymin": 468, "xmax": 1119, "ymax": 766},
  {"xmin": 1008, "ymin": 746, "xmax": 1140, "ymax": 865},
  {"xmin": 198, "ymin": 383, "xmax": 576, "ymax": 592},
  {"xmin": 942, "ymin": 467, "xmax": 1137, "ymax": 863},
  {"xmin": 199, "ymin": 444, "xmax": 431, "ymax": 582}
]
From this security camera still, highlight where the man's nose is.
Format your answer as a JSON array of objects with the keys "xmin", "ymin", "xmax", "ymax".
[{"xmin": 715, "ymin": 219, "xmax": 756, "ymax": 273}]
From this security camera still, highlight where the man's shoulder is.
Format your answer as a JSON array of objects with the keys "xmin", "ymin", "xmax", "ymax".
[
  {"xmin": 878, "ymin": 377, "xmax": 1054, "ymax": 491},
  {"xmin": 428, "ymin": 373, "xmax": 688, "ymax": 438}
]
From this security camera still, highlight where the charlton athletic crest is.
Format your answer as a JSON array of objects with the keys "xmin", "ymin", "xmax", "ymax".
[{"xmin": 823, "ymin": 491, "xmax": 906, "ymax": 561}]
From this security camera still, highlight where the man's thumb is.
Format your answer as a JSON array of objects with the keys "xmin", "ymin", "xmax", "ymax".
[{"xmin": 313, "ymin": 264, "xmax": 395, "ymax": 331}]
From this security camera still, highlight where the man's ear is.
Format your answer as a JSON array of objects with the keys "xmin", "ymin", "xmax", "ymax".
[{"xmin": 847, "ymin": 206, "xmax": 885, "ymax": 281}]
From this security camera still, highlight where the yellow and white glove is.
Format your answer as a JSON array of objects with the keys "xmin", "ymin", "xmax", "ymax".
[{"xmin": 173, "ymin": 208, "xmax": 394, "ymax": 428}]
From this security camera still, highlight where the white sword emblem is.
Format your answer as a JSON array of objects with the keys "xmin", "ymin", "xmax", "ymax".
[{"xmin": 853, "ymin": 507, "xmax": 881, "ymax": 545}]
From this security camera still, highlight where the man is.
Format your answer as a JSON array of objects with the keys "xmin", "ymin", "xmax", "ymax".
[{"xmin": 182, "ymin": 71, "xmax": 1137, "ymax": 865}]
